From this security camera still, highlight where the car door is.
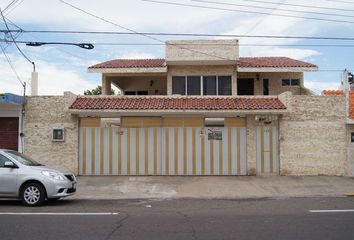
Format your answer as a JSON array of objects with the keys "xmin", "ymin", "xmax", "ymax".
[{"xmin": 0, "ymin": 154, "xmax": 18, "ymax": 196}]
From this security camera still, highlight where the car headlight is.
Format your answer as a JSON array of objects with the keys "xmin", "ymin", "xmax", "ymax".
[{"xmin": 42, "ymin": 171, "xmax": 66, "ymax": 181}]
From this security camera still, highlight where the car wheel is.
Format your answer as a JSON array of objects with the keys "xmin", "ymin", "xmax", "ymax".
[{"xmin": 20, "ymin": 183, "xmax": 45, "ymax": 207}]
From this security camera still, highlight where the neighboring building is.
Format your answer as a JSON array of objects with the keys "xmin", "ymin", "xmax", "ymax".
[
  {"xmin": 0, "ymin": 93, "xmax": 23, "ymax": 151},
  {"xmin": 22, "ymin": 39, "xmax": 352, "ymax": 177}
]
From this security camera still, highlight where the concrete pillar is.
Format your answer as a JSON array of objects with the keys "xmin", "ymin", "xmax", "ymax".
[
  {"xmin": 232, "ymin": 67, "xmax": 237, "ymax": 96},
  {"xmin": 31, "ymin": 72, "xmax": 38, "ymax": 96},
  {"xmin": 101, "ymin": 75, "xmax": 111, "ymax": 95}
]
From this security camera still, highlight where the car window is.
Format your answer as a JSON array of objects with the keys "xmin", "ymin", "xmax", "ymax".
[
  {"xmin": 0, "ymin": 154, "xmax": 10, "ymax": 168},
  {"xmin": 4, "ymin": 151, "xmax": 43, "ymax": 166}
]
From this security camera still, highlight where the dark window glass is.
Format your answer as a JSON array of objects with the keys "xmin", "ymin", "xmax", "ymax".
[
  {"xmin": 291, "ymin": 79, "xmax": 300, "ymax": 86},
  {"xmin": 137, "ymin": 91, "xmax": 148, "ymax": 95},
  {"xmin": 282, "ymin": 79, "xmax": 290, "ymax": 86},
  {"xmin": 124, "ymin": 91, "xmax": 136, "ymax": 95},
  {"xmin": 263, "ymin": 79, "xmax": 269, "ymax": 95},
  {"xmin": 218, "ymin": 76, "xmax": 232, "ymax": 95},
  {"xmin": 172, "ymin": 76, "xmax": 186, "ymax": 95},
  {"xmin": 203, "ymin": 76, "xmax": 216, "ymax": 95},
  {"xmin": 187, "ymin": 76, "xmax": 201, "ymax": 95},
  {"xmin": 0, "ymin": 155, "xmax": 9, "ymax": 167}
]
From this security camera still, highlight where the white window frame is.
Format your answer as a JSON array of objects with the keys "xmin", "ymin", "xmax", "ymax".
[{"xmin": 282, "ymin": 79, "xmax": 300, "ymax": 87}]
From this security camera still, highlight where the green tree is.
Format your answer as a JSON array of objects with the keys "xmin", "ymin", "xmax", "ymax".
[{"xmin": 84, "ymin": 85, "xmax": 115, "ymax": 95}]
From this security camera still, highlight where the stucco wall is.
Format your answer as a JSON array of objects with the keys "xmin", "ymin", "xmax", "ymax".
[
  {"xmin": 279, "ymin": 95, "xmax": 347, "ymax": 176},
  {"xmin": 167, "ymin": 65, "xmax": 237, "ymax": 96},
  {"xmin": 246, "ymin": 115, "xmax": 257, "ymax": 175},
  {"xmin": 237, "ymin": 72, "xmax": 304, "ymax": 95},
  {"xmin": 107, "ymin": 75, "xmax": 167, "ymax": 95},
  {"xmin": 24, "ymin": 92, "xmax": 79, "ymax": 174}
]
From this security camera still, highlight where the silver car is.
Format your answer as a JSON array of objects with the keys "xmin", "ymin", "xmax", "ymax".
[{"xmin": 0, "ymin": 149, "xmax": 76, "ymax": 206}]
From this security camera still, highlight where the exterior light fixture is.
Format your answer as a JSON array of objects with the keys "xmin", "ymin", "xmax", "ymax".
[{"xmin": 26, "ymin": 42, "xmax": 94, "ymax": 50}]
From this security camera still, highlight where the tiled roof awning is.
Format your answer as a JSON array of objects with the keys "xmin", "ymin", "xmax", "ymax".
[
  {"xmin": 237, "ymin": 57, "xmax": 318, "ymax": 72},
  {"xmin": 87, "ymin": 57, "xmax": 318, "ymax": 73},
  {"xmin": 70, "ymin": 96, "xmax": 286, "ymax": 113}
]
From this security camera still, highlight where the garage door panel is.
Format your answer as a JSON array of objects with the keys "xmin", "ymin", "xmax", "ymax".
[{"xmin": 79, "ymin": 126, "xmax": 247, "ymax": 176}]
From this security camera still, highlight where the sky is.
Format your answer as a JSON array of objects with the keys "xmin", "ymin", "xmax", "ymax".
[{"xmin": 1, "ymin": 0, "xmax": 354, "ymax": 96}]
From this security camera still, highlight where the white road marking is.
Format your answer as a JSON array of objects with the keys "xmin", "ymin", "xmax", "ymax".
[
  {"xmin": 0, "ymin": 212, "xmax": 119, "ymax": 216},
  {"xmin": 309, "ymin": 210, "xmax": 354, "ymax": 213}
]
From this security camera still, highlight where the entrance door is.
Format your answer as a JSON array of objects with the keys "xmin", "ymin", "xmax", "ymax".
[
  {"xmin": 237, "ymin": 78, "xmax": 254, "ymax": 95},
  {"xmin": 256, "ymin": 124, "xmax": 279, "ymax": 175}
]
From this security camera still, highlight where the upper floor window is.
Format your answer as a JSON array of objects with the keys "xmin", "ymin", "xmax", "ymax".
[
  {"xmin": 282, "ymin": 79, "xmax": 300, "ymax": 87},
  {"xmin": 172, "ymin": 75, "xmax": 232, "ymax": 95}
]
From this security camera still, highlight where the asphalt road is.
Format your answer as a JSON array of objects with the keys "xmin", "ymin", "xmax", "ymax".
[{"xmin": 0, "ymin": 197, "xmax": 354, "ymax": 240}]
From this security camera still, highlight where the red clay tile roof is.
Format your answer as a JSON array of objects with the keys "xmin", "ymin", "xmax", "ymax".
[
  {"xmin": 89, "ymin": 58, "xmax": 166, "ymax": 69},
  {"xmin": 70, "ymin": 96, "xmax": 286, "ymax": 111},
  {"xmin": 237, "ymin": 57, "xmax": 317, "ymax": 68},
  {"xmin": 322, "ymin": 90, "xmax": 344, "ymax": 96},
  {"xmin": 88, "ymin": 57, "xmax": 317, "ymax": 69}
]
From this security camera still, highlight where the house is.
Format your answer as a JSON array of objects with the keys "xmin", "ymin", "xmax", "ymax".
[
  {"xmin": 22, "ymin": 39, "xmax": 352, "ymax": 177},
  {"xmin": 0, "ymin": 93, "xmax": 23, "ymax": 151}
]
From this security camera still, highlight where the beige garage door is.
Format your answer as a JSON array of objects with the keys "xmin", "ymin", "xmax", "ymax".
[{"xmin": 78, "ymin": 117, "xmax": 247, "ymax": 176}]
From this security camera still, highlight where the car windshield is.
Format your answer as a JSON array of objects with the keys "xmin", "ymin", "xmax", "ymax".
[{"xmin": 5, "ymin": 151, "xmax": 44, "ymax": 166}]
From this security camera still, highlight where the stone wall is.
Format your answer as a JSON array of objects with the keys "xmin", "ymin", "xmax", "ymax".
[
  {"xmin": 347, "ymin": 124, "xmax": 354, "ymax": 176},
  {"xmin": 279, "ymin": 94, "xmax": 347, "ymax": 175},
  {"xmin": 24, "ymin": 92, "xmax": 79, "ymax": 174}
]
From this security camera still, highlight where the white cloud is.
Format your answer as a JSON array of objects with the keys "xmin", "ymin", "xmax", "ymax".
[
  {"xmin": 305, "ymin": 81, "xmax": 341, "ymax": 94},
  {"xmin": 119, "ymin": 50, "xmax": 157, "ymax": 59}
]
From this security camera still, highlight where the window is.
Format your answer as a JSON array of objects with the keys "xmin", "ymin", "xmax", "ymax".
[
  {"xmin": 0, "ymin": 154, "xmax": 9, "ymax": 167},
  {"xmin": 173, "ymin": 75, "xmax": 232, "ymax": 96},
  {"xmin": 187, "ymin": 76, "xmax": 201, "ymax": 95},
  {"xmin": 218, "ymin": 76, "xmax": 232, "ymax": 95},
  {"xmin": 203, "ymin": 76, "xmax": 217, "ymax": 95},
  {"xmin": 282, "ymin": 79, "xmax": 300, "ymax": 86}
]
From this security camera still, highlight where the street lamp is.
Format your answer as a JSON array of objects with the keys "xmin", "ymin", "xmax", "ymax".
[{"xmin": 26, "ymin": 41, "xmax": 94, "ymax": 49}]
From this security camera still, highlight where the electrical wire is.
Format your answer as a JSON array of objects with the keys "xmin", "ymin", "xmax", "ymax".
[
  {"xmin": 0, "ymin": 43, "xmax": 24, "ymax": 86},
  {"xmin": 141, "ymin": 0, "xmax": 354, "ymax": 24},
  {"xmin": 1, "ymin": 8, "xmax": 34, "ymax": 67},
  {"xmin": 191, "ymin": 0, "xmax": 354, "ymax": 19},
  {"xmin": 3, "ymin": 29, "xmax": 354, "ymax": 41},
  {"xmin": 195, "ymin": 0, "xmax": 354, "ymax": 13},
  {"xmin": 59, "ymin": 0, "xmax": 233, "ymax": 61}
]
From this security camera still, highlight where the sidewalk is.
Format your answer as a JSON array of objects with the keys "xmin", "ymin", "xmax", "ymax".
[{"xmin": 71, "ymin": 176, "xmax": 354, "ymax": 200}]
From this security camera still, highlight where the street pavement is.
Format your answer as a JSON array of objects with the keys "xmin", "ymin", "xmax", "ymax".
[{"xmin": 1, "ymin": 197, "xmax": 354, "ymax": 240}]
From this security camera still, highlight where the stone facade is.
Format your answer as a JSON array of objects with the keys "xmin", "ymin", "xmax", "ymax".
[
  {"xmin": 279, "ymin": 94, "xmax": 347, "ymax": 176},
  {"xmin": 347, "ymin": 124, "xmax": 354, "ymax": 176},
  {"xmin": 24, "ymin": 92, "xmax": 79, "ymax": 174}
]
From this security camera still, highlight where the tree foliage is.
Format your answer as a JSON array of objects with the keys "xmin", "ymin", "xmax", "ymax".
[{"xmin": 84, "ymin": 85, "xmax": 115, "ymax": 95}]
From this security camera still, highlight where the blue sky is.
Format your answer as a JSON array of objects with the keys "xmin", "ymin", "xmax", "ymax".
[{"xmin": 1, "ymin": 0, "xmax": 354, "ymax": 95}]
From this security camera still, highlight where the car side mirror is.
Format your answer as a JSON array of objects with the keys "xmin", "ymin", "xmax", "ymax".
[{"xmin": 4, "ymin": 161, "xmax": 18, "ymax": 168}]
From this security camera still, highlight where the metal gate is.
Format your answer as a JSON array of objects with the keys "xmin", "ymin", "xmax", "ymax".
[
  {"xmin": 256, "ymin": 124, "xmax": 279, "ymax": 175},
  {"xmin": 79, "ymin": 126, "xmax": 247, "ymax": 176}
]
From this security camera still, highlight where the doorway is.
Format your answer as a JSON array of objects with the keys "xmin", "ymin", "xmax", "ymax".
[{"xmin": 237, "ymin": 78, "xmax": 254, "ymax": 95}]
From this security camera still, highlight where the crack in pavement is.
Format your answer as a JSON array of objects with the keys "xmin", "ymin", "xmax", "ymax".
[
  {"xmin": 177, "ymin": 211, "xmax": 198, "ymax": 240},
  {"xmin": 104, "ymin": 212, "xmax": 129, "ymax": 240}
]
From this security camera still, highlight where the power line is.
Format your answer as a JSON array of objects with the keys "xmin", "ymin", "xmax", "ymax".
[
  {"xmin": 6, "ymin": 39, "xmax": 354, "ymax": 48},
  {"xmin": 0, "ymin": 43, "xmax": 24, "ymax": 86},
  {"xmin": 141, "ymin": 0, "xmax": 354, "ymax": 24},
  {"xmin": 324, "ymin": 0, "xmax": 354, "ymax": 4},
  {"xmin": 4, "ymin": 0, "xmax": 25, "ymax": 16},
  {"xmin": 1, "ymin": 8, "xmax": 34, "ymax": 68},
  {"xmin": 197, "ymin": 0, "xmax": 354, "ymax": 13},
  {"xmin": 59, "ymin": 0, "xmax": 233, "ymax": 61},
  {"xmin": 4, "ymin": 29, "xmax": 354, "ymax": 41},
  {"xmin": 191, "ymin": 0, "xmax": 354, "ymax": 19}
]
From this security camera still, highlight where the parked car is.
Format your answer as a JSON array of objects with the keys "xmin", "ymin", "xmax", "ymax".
[{"xmin": 0, "ymin": 149, "xmax": 76, "ymax": 206}]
